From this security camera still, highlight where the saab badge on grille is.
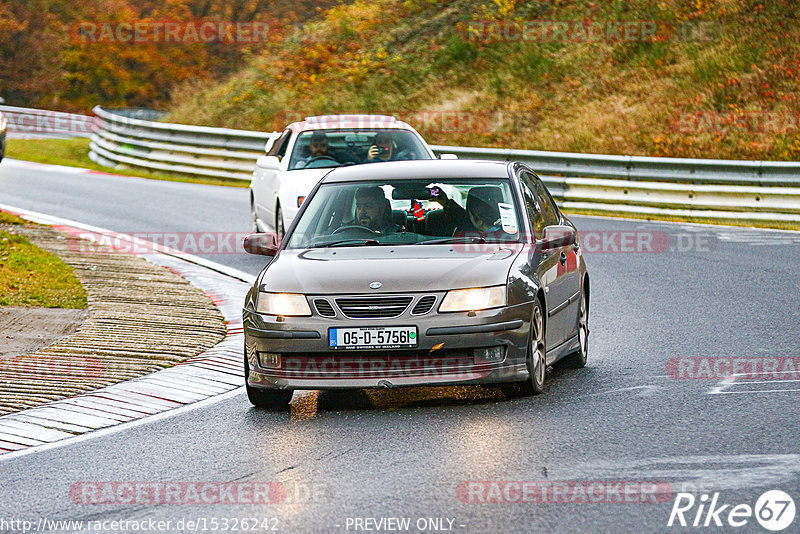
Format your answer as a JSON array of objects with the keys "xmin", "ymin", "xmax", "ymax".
[{"xmin": 369, "ymin": 281, "xmax": 382, "ymax": 289}]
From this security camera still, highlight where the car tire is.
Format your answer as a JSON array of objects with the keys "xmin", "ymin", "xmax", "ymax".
[
  {"xmin": 565, "ymin": 292, "xmax": 589, "ymax": 369},
  {"xmin": 250, "ymin": 198, "xmax": 260, "ymax": 233},
  {"xmin": 502, "ymin": 300, "xmax": 546, "ymax": 397},
  {"xmin": 247, "ymin": 385, "xmax": 292, "ymax": 410},
  {"xmin": 276, "ymin": 205, "xmax": 285, "ymax": 240},
  {"xmin": 244, "ymin": 354, "xmax": 292, "ymax": 410}
]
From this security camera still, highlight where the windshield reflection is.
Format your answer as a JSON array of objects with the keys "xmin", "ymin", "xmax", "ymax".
[{"xmin": 285, "ymin": 179, "xmax": 523, "ymax": 250}]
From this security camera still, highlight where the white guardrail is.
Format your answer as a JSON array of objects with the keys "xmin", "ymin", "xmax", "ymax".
[{"xmin": 5, "ymin": 105, "xmax": 800, "ymax": 222}]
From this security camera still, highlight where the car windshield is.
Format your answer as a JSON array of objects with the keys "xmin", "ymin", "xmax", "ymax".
[
  {"xmin": 285, "ymin": 178, "xmax": 523, "ymax": 249},
  {"xmin": 287, "ymin": 130, "xmax": 432, "ymax": 170}
]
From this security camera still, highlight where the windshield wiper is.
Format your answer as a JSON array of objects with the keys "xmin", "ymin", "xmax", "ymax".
[
  {"xmin": 311, "ymin": 239, "xmax": 381, "ymax": 248},
  {"xmin": 415, "ymin": 236, "xmax": 486, "ymax": 245}
]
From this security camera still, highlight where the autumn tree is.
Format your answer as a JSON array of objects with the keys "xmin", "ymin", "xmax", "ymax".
[{"xmin": 0, "ymin": 0, "xmax": 338, "ymax": 111}]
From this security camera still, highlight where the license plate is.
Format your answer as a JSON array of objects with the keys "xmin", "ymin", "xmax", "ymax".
[{"xmin": 329, "ymin": 326, "xmax": 417, "ymax": 350}]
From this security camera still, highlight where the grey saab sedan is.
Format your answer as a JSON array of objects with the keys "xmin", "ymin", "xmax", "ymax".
[{"xmin": 242, "ymin": 160, "xmax": 589, "ymax": 409}]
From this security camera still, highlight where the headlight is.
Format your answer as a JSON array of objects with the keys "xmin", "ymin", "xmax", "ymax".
[
  {"xmin": 256, "ymin": 292, "xmax": 311, "ymax": 316},
  {"xmin": 439, "ymin": 286, "xmax": 506, "ymax": 313}
]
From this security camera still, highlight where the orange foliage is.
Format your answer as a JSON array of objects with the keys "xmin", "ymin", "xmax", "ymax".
[{"xmin": 0, "ymin": 0, "xmax": 337, "ymax": 111}]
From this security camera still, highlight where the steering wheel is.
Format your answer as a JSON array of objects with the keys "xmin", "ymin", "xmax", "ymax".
[
  {"xmin": 306, "ymin": 155, "xmax": 338, "ymax": 164},
  {"xmin": 332, "ymin": 225, "xmax": 378, "ymax": 235}
]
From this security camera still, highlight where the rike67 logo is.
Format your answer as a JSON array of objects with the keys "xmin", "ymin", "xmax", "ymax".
[{"xmin": 668, "ymin": 490, "xmax": 796, "ymax": 531}]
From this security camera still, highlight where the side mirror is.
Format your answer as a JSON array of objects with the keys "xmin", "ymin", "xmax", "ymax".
[
  {"xmin": 264, "ymin": 131, "xmax": 280, "ymax": 153},
  {"xmin": 439, "ymin": 153, "xmax": 458, "ymax": 160},
  {"xmin": 539, "ymin": 225, "xmax": 576, "ymax": 251},
  {"xmin": 243, "ymin": 233, "xmax": 280, "ymax": 256},
  {"xmin": 256, "ymin": 155, "xmax": 281, "ymax": 170}
]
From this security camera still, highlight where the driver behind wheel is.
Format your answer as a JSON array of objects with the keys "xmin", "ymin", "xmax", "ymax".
[
  {"xmin": 295, "ymin": 131, "xmax": 334, "ymax": 168},
  {"xmin": 354, "ymin": 186, "xmax": 403, "ymax": 234}
]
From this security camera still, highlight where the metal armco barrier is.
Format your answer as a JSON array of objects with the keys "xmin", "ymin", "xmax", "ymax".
[
  {"xmin": 89, "ymin": 106, "xmax": 272, "ymax": 181},
  {"xmin": 13, "ymin": 104, "xmax": 796, "ymax": 223},
  {"xmin": 429, "ymin": 146, "xmax": 800, "ymax": 222}
]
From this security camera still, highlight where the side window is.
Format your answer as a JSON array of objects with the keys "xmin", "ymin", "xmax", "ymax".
[
  {"xmin": 520, "ymin": 180, "xmax": 545, "ymax": 238},
  {"xmin": 522, "ymin": 171, "xmax": 558, "ymax": 228},
  {"xmin": 268, "ymin": 130, "xmax": 292, "ymax": 160}
]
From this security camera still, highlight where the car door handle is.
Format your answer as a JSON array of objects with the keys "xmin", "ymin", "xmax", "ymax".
[{"xmin": 560, "ymin": 252, "xmax": 567, "ymax": 265}]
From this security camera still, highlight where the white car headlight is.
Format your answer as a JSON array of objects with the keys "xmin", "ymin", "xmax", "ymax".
[
  {"xmin": 439, "ymin": 286, "xmax": 506, "ymax": 313},
  {"xmin": 256, "ymin": 292, "xmax": 311, "ymax": 316}
]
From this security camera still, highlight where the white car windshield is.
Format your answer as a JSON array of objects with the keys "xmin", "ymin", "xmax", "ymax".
[
  {"xmin": 287, "ymin": 130, "xmax": 432, "ymax": 170},
  {"xmin": 285, "ymin": 179, "xmax": 523, "ymax": 249}
]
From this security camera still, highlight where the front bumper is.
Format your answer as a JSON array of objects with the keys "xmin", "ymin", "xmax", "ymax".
[{"xmin": 243, "ymin": 300, "xmax": 532, "ymax": 390}]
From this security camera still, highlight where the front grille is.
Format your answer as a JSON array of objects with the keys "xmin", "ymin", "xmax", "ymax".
[
  {"xmin": 335, "ymin": 296, "xmax": 413, "ymax": 318},
  {"xmin": 411, "ymin": 295, "xmax": 436, "ymax": 315},
  {"xmin": 314, "ymin": 299, "xmax": 335, "ymax": 317}
]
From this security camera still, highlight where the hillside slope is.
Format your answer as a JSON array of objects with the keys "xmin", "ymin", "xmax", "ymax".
[{"xmin": 166, "ymin": 0, "xmax": 800, "ymax": 161}]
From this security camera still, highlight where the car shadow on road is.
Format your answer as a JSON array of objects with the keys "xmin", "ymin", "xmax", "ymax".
[
  {"xmin": 277, "ymin": 386, "xmax": 507, "ymax": 418},
  {"xmin": 254, "ymin": 363, "xmax": 597, "ymax": 418},
  {"xmin": 316, "ymin": 385, "xmax": 506, "ymax": 412}
]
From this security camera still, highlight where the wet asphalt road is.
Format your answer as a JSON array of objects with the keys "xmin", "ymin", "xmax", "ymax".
[{"xmin": 1, "ymin": 159, "xmax": 799, "ymax": 533}]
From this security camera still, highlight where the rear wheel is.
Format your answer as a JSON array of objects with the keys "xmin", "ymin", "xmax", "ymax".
[
  {"xmin": 502, "ymin": 300, "xmax": 546, "ymax": 397},
  {"xmin": 244, "ymin": 354, "xmax": 292, "ymax": 410}
]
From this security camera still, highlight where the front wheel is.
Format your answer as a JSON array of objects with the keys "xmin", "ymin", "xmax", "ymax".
[
  {"xmin": 247, "ymin": 385, "xmax": 293, "ymax": 410},
  {"xmin": 250, "ymin": 198, "xmax": 260, "ymax": 232},
  {"xmin": 502, "ymin": 300, "xmax": 546, "ymax": 397},
  {"xmin": 565, "ymin": 292, "xmax": 589, "ymax": 369},
  {"xmin": 244, "ymin": 354, "xmax": 292, "ymax": 410},
  {"xmin": 276, "ymin": 205, "xmax": 285, "ymax": 240}
]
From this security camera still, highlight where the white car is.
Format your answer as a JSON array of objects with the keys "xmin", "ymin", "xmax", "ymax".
[
  {"xmin": 250, "ymin": 114, "xmax": 449, "ymax": 237},
  {"xmin": 0, "ymin": 110, "xmax": 6, "ymax": 163}
]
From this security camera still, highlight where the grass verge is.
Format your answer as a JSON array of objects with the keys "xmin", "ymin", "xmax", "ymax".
[
  {"xmin": 0, "ymin": 211, "xmax": 28, "ymax": 225},
  {"xmin": 5, "ymin": 138, "xmax": 248, "ymax": 188},
  {"xmin": 0, "ymin": 212, "xmax": 88, "ymax": 308}
]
